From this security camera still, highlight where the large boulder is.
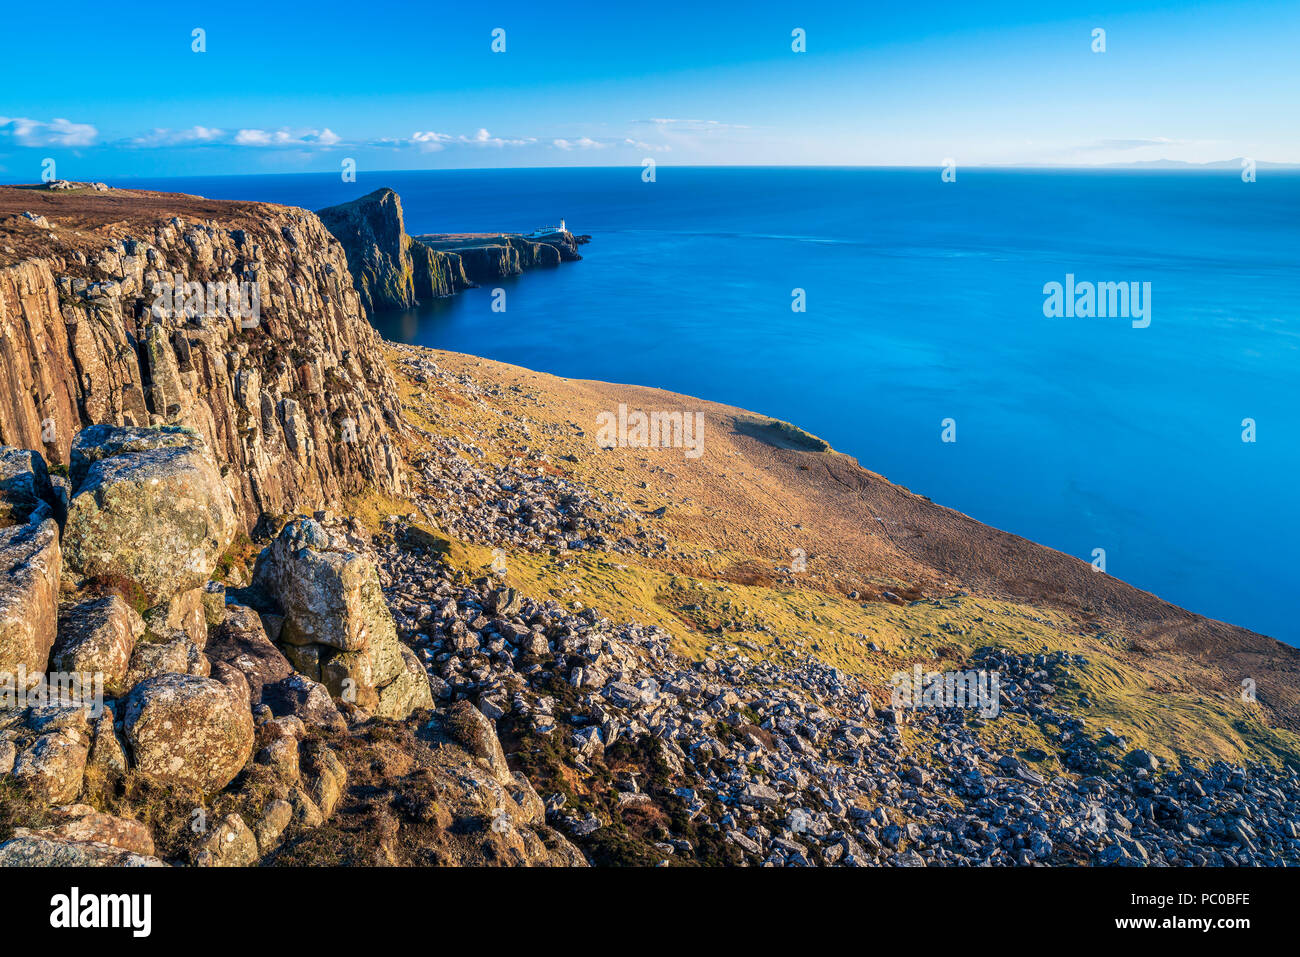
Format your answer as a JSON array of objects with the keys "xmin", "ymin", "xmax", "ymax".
[
  {"xmin": 51, "ymin": 595, "xmax": 144, "ymax": 696},
  {"xmin": 122, "ymin": 673, "xmax": 254, "ymax": 792},
  {"xmin": 62, "ymin": 426, "xmax": 237, "ymax": 607},
  {"xmin": 252, "ymin": 518, "xmax": 385, "ymax": 652},
  {"xmin": 0, "ymin": 518, "xmax": 60, "ymax": 688},
  {"xmin": 12, "ymin": 727, "xmax": 90, "ymax": 804},
  {"xmin": 253, "ymin": 519, "xmax": 431, "ymax": 719},
  {"xmin": 67, "ymin": 424, "xmax": 197, "ymax": 492}
]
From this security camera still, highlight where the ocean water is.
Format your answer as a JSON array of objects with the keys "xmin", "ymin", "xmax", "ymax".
[{"xmin": 118, "ymin": 168, "xmax": 1300, "ymax": 642}]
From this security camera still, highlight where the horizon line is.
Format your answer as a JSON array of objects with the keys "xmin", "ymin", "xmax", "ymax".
[{"xmin": 6, "ymin": 160, "xmax": 1297, "ymax": 185}]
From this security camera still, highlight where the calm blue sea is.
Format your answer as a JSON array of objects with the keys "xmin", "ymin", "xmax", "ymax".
[{"xmin": 117, "ymin": 168, "xmax": 1300, "ymax": 642}]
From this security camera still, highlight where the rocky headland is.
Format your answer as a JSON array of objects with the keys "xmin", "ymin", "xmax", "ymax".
[
  {"xmin": 0, "ymin": 181, "xmax": 1297, "ymax": 868},
  {"xmin": 316, "ymin": 187, "xmax": 586, "ymax": 312}
]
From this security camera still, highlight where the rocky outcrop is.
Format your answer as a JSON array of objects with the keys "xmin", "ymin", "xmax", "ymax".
[
  {"xmin": 317, "ymin": 188, "xmax": 471, "ymax": 313},
  {"xmin": 415, "ymin": 232, "xmax": 577, "ymax": 284},
  {"xmin": 0, "ymin": 189, "xmax": 581, "ymax": 869},
  {"xmin": 0, "ymin": 191, "xmax": 405, "ymax": 532},
  {"xmin": 410, "ymin": 237, "xmax": 471, "ymax": 303},
  {"xmin": 318, "ymin": 187, "xmax": 586, "ymax": 308},
  {"xmin": 447, "ymin": 242, "xmax": 523, "ymax": 283},
  {"xmin": 252, "ymin": 518, "xmax": 432, "ymax": 719},
  {"xmin": 0, "ymin": 447, "xmax": 62, "ymax": 685},
  {"xmin": 62, "ymin": 426, "xmax": 238, "ymax": 605}
]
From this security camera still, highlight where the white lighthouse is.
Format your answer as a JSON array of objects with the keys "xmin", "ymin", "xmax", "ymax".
[{"xmin": 525, "ymin": 220, "xmax": 567, "ymax": 238}]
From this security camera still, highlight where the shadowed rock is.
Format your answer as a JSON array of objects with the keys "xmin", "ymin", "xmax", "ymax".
[
  {"xmin": 205, "ymin": 603, "xmax": 293, "ymax": 705},
  {"xmin": 0, "ymin": 447, "xmax": 60, "ymax": 527}
]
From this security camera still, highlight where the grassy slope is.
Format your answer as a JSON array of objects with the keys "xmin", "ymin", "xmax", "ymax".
[{"xmin": 379, "ymin": 344, "xmax": 1300, "ymax": 770}]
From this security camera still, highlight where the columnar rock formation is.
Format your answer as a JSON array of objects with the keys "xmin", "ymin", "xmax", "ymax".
[
  {"xmin": 0, "ymin": 188, "xmax": 471, "ymax": 866},
  {"xmin": 0, "ymin": 195, "xmax": 405, "ymax": 532}
]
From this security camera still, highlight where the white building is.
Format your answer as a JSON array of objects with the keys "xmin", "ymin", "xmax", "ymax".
[{"xmin": 525, "ymin": 220, "xmax": 566, "ymax": 238}]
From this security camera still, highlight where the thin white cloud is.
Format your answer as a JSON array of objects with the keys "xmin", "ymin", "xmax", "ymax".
[
  {"xmin": 624, "ymin": 138, "xmax": 671, "ymax": 153},
  {"xmin": 233, "ymin": 127, "xmax": 341, "ymax": 147},
  {"xmin": 639, "ymin": 118, "xmax": 749, "ymax": 132},
  {"xmin": 5, "ymin": 119, "xmax": 664, "ymax": 156},
  {"xmin": 0, "ymin": 116, "xmax": 99, "ymax": 147},
  {"xmin": 458, "ymin": 128, "xmax": 535, "ymax": 147},
  {"xmin": 553, "ymin": 136, "xmax": 607, "ymax": 150},
  {"xmin": 129, "ymin": 126, "xmax": 225, "ymax": 147},
  {"xmin": 410, "ymin": 131, "xmax": 451, "ymax": 152}
]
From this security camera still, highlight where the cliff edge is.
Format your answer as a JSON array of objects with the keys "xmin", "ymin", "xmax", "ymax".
[{"xmin": 0, "ymin": 186, "xmax": 405, "ymax": 532}]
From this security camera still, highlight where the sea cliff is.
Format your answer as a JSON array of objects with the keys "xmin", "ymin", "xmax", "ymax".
[
  {"xmin": 0, "ymin": 187, "xmax": 403, "ymax": 531},
  {"xmin": 317, "ymin": 187, "xmax": 587, "ymax": 311}
]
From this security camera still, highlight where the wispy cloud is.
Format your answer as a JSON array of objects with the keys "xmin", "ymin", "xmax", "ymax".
[
  {"xmin": 233, "ymin": 128, "xmax": 341, "ymax": 147},
  {"xmin": 551, "ymin": 135, "xmax": 670, "ymax": 152},
  {"xmin": 637, "ymin": 118, "xmax": 749, "ymax": 133},
  {"xmin": 128, "ymin": 126, "xmax": 225, "ymax": 147},
  {"xmin": 2, "ymin": 118, "xmax": 671, "ymax": 159},
  {"xmin": 118, "ymin": 126, "xmax": 340, "ymax": 149},
  {"xmin": 624, "ymin": 138, "xmax": 671, "ymax": 153},
  {"xmin": 1082, "ymin": 137, "xmax": 1200, "ymax": 151},
  {"xmin": 0, "ymin": 116, "xmax": 99, "ymax": 148},
  {"xmin": 553, "ymin": 136, "xmax": 606, "ymax": 150},
  {"xmin": 381, "ymin": 128, "xmax": 537, "ymax": 151},
  {"xmin": 457, "ymin": 128, "xmax": 536, "ymax": 147}
]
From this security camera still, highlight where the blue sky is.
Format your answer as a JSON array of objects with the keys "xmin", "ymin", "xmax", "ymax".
[{"xmin": 2, "ymin": 0, "xmax": 1297, "ymax": 180}]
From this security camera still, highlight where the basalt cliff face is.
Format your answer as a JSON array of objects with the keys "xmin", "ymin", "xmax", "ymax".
[
  {"xmin": 0, "ymin": 188, "xmax": 404, "ymax": 532},
  {"xmin": 0, "ymin": 185, "xmax": 581, "ymax": 868},
  {"xmin": 316, "ymin": 188, "xmax": 472, "ymax": 313}
]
